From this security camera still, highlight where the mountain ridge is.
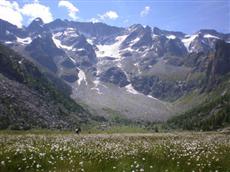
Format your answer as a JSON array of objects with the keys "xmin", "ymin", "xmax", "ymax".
[{"xmin": 0, "ymin": 18, "xmax": 229, "ymax": 123}]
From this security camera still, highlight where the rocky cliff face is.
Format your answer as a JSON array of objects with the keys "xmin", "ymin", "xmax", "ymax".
[
  {"xmin": 131, "ymin": 75, "xmax": 197, "ymax": 101},
  {"xmin": 25, "ymin": 33, "xmax": 65, "ymax": 72},
  {"xmin": 208, "ymin": 40, "xmax": 230, "ymax": 76},
  {"xmin": 205, "ymin": 40, "xmax": 230, "ymax": 90},
  {"xmin": 99, "ymin": 67, "xmax": 129, "ymax": 87}
]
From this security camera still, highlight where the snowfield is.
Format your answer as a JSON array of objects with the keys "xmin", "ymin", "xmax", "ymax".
[{"xmin": 96, "ymin": 35, "xmax": 128, "ymax": 59}]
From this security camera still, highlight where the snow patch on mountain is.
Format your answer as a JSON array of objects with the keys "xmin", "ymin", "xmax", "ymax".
[
  {"xmin": 77, "ymin": 68, "xmax": 87, "ymax": 85},
  {"xmin": 5, "ymin": 41, "xmax": 13, "ymax": 44},
  {"xmin": 182, "ymin": 34, "xmax": 198, "ymax": 52},
  {"xmin": 96, "ymin": 35, "xmax": 128, "ymax": 59},
  {"xmin": 63, "ymin": 28, "xmax": 78, "ymax": 37},
  {"xmin": 52, "ymin": 33, "xmax": 73, "ymax": 50},
  {"xmin": 68, "ymin": 56, "xmax": 76, "ymax": 63},
  {"xmin": 18, "ymin": 59, "xmax": 23, "ymax": 64},
  {"xmin": 54, "ymin": 32, "xmax": 62, "ymax": 37},
  {"xmin": 17, "ymin": 37, "xmax": 32, "ymax": 45},
  {"xmin": 125, "ymin": 84, "xmax": 160, "ymax": 101},
  {"xmin": 91, "ymin": 80, "xmax": 103, "ymax": 94},
  {"xmin": 167, "ymin": 35, "xmax": 176, "ymax": 40},
  {"xmin": 125, "ymin": 84, "xmax": 140, "ymax": 95},
  {"xmin": 86, "ymin": 38, "xmax": 94, "ymax": 45},
  {"xmin": 91, "ymin": 80, "xmax": 108, "ymax": 95},
  {"xmin": 91, "ymin": 80, "xmax": 102, "ymax": 94},
  {"xmin": 134, "ymin": 63, "xmax": 141, "ymax": 74},
  {"xmin": 130, "ymin": 37, "xmax": 140, "ymax": 45},
  {"xmin": 91, "ymin": 87, "xmax": 102, "ymax": 95},
  {"xmin": 147, "ymin": 95, "xmax": 159, "ymax": 100},
  {"xmin": 123, "ymin": 47, "xmax": 135, "ymax": 52},
  {"xmin": 204, "ymin": 34, "xmax": 220, "ymax": 39},
  {"xmin": 152, "ymin": 34, "xmax": 158, "ymax": 38}
]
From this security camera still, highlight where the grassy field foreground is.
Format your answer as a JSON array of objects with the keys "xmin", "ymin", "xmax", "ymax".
[{"xmin": 0, "ymin": 132, "xmax": 229, "ymax": 172}]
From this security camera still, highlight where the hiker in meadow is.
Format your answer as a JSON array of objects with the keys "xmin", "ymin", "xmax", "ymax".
[{"xmin": 75, "ymin": 127, "xmax": 81, "ymax": 134}]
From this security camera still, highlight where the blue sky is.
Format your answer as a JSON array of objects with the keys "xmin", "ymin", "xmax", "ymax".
[{"xmin": 0, "ymin": 0, "xmax": 229, "ymax": 34}]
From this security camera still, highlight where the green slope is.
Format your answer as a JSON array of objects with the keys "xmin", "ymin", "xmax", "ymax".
[
  {"xmin": 167, "ymin": 74, "xmax": 230, "ymax": 131},
  {"xmin": 0, "ymin": 44, "xmax": 94, "ymax": 130}
]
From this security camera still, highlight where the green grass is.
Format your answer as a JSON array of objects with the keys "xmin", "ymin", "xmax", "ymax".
[
  {"xmin": 82, "ymin": 125, "xmax": 149, "ymax": 134},
  {"xmin": 0, "ymin": 124, "xmax": 149, "ymax": 135},
  {"xmin": 0, "ymin": 129, "xmax": 73, "ymax": 135},
  {"xmin": 0, "ymin": 132, "xmax": 229, "ymax": 172}
]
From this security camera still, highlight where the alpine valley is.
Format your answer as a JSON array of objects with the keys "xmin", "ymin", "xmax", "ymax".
[{"xmin": 0, "ymin": 18, "xmax": 230, "ymax": 130}]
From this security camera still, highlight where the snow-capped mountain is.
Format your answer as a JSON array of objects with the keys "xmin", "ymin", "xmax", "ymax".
[{"xmin": 0, "ymin": 18, "xmax": 229, "ymax": 121}]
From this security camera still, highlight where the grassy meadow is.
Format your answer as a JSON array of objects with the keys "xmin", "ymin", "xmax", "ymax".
[{"xmin": 0, "ymin": 131, "xmax": 229, "ymax": 172}]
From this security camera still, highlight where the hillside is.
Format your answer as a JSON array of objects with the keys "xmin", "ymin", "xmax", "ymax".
[
  {"xmin": 167, "ymin": 41, "xmax": 230, "ymax": 131},
  {"xmin": 0, "ymin": 44, "xmax": 94, "ymax": 130},
  {"xmin": 167, "ymin": 91, "xmax": 230, "ymax": 131}
]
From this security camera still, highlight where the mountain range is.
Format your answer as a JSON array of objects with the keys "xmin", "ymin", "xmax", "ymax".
[{"xmin": 0, "ymin": 18, "xmax": 230, "ymax": 129}]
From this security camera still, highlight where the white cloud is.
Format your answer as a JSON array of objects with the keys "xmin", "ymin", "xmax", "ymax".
[
  {"xmin": 0, "ymin": 0, "xmax": 53, "ymax": 27},
  {"xmin": 140, "ymin": 6, "xmax": 150, "ymax": 17},
  {"xmin": 58, "ymin": 0, "xmax": 79, "ymax": 20},
  {"xmin": 89, "ymin": 18, "xmax": 100, "ymax": 23},
  {"xmin": 0, "ymin": 0, "xmax": 23, "ymax": 27},
  {"xmin": 88, "ymin": 10, "xmax": 119, "ymax": 23},
  {"xmin": 99, "ymin": 11, "xmax": 119, "ymax": 20},
  {"xmin": 21, "ymin": 1, "xmax": 53, "ymax": 23}
]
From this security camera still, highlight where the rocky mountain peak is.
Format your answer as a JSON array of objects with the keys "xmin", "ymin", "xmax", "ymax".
[
  {"xmin": 26, "ymin": 18, "xmax": 46, "ymax": 34},
  {"xmin": 46, "ymin": 19, "xmax": 69, "ymax": 30},
  {"xmin": 129, "ymin": 24, "xmax": 144, "ymax": 30}
]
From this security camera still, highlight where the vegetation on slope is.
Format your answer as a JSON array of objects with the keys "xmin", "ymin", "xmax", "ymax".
[
  {"xmin": 167, "ymin": 67, "xmax": 230, "ymax": 132},
  {"xmin": 0, "ymin": 44, "xmax": 82, "ymax": 110},
  {"xmin": 0, "ymin": 44, "xmax": 94, "ymax": 130},
  {"xmin": 167, "ymin": 91, "xmax": 230, "ymax": 131}
]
